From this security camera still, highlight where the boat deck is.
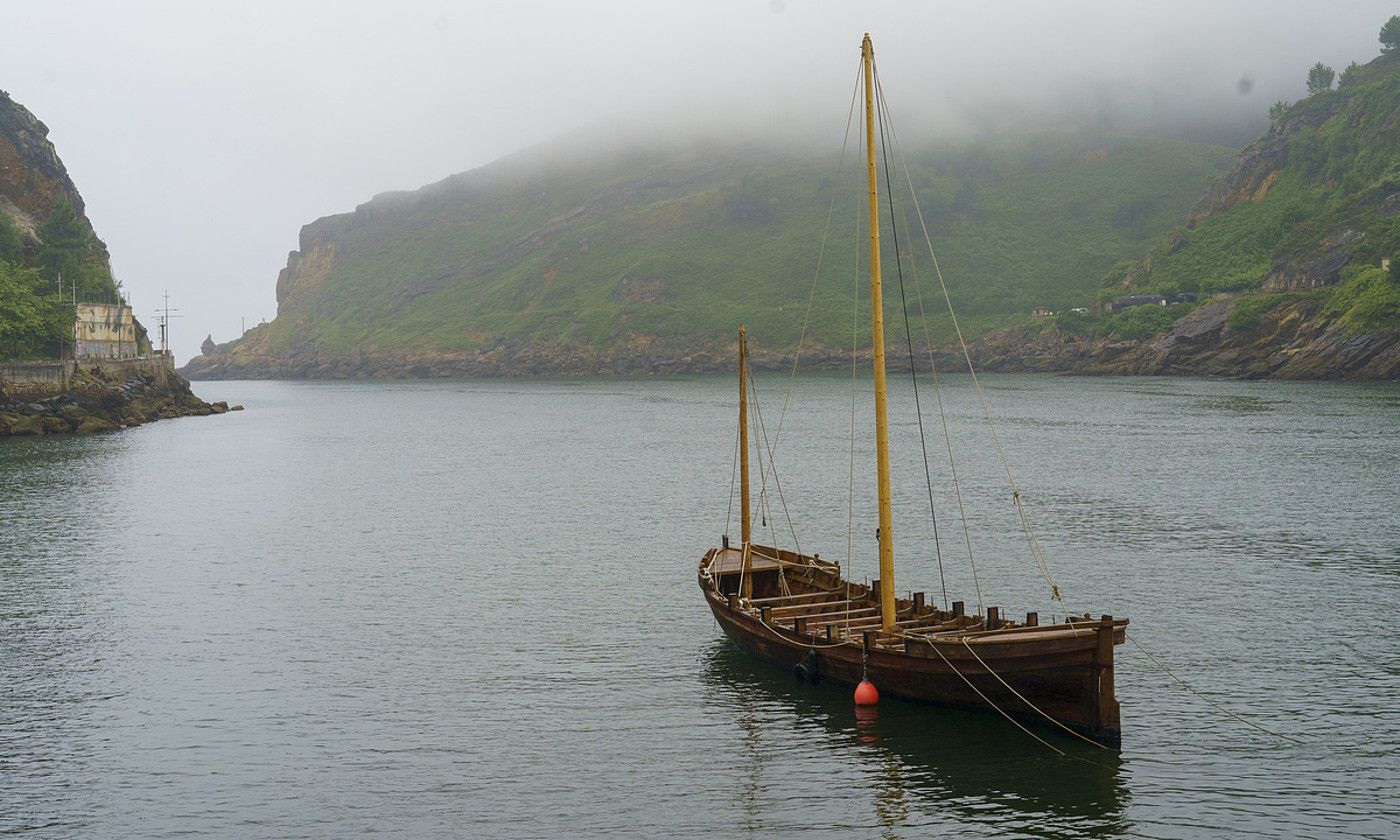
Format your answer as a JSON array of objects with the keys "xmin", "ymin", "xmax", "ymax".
[
  {"xmin": 702, "ymin": 545, "xmax": 1126, "ymax": 650},
  {"xmin": 706, "ymin": 546, "xmax": 784, "ymax": 576}
]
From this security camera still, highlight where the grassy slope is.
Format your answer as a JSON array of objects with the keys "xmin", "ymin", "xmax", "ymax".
[
  {"xmin": 1083, "ymin": 51, "xmax": 1400, "ymax": 334},
  {"xmin": 258, "ymin": 131, "xmax": 1234, "ymax": 358}
]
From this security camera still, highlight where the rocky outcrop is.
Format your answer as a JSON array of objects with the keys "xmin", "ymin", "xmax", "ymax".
[
  {"xmin": 0, "ymin": 367, "xmax": 230, "ymax": 437},
  {"xmin": 1260, "ymin": 229, "xmax": 1367, "ymax": 291},
  {"xmin": 950, "ymin": 296, "xmax": 1400, "ymax": 380},
  {"xmin": 1185, "ymin": 99, "xmax": 1340, "ymax": 228},
  {"xmin": 0, "ymin": 89, "xmax": 108, "ymax": 262},
  {"xmin": 275, "ymin": 228, "xmax": 338, "ymax": 313}
]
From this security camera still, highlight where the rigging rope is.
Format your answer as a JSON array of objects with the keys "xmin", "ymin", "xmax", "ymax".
[
  {"xmin": 873, "ymin": 66, "xmax": 1061, "ymax": 605},
  {"xmin": 745, "ymin": 375, "xmax": 790, "ymax": 596},
  {"xmin": 748, "ymin": 362, "xmax": 803, "ymax": 563},
  {"xmin": 874, "ymin": 78, "xmax": 950, "ymax": 612},
  {"xmin": 768, "ymin": 63, "xmax": 864, "ymax": 456}
]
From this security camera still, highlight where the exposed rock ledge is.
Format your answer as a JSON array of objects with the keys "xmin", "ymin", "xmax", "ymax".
[
  {"xmin": 180, "ymin": 300, "xmax": 1400, "ymax": 382},
  {"xmin": 946, "ymin": 298, "xmax": 1400, "ymax": 380},
  {"xmin": 1, "ymin": 367, "xmax": 235, "ymax": 437}
]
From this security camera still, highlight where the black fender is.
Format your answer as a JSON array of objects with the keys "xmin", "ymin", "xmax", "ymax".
[{"xmin": 793, "ymin": 650, "xmax": 821, "ymax": 684}]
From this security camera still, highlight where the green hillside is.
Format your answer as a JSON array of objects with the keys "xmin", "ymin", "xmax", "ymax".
[
  {"xmin": 1086, "ymin": 30, "xmax": 1400, "ymax": 334},
  {"xmin": 223, "ymin": 130, "xmax": 1233, "ymax": 371}
]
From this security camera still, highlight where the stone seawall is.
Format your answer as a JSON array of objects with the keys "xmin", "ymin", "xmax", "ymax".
[
  {"xmin": 0, "ymin": 355, "xmax": 175, "ymax": 388},
  {"xmin": 77, "ymin": 355, "xmax": 176, "ymax": 383},
  {"xmin": 0, "ymin": 360, "xmax": 72, "ymax": 387}
]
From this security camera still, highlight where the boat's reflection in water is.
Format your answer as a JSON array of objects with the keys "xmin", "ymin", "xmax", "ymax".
[{"xmin": 702, "ymin": 641, "xmax": 1131, "ymax": 837}]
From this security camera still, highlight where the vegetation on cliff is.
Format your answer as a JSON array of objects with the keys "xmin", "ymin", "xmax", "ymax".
[
  {"xmin": 991, "ymin": 20, "xmax": 1400, "ymax": 379},
  {"xmin": 0, "ymin": 91, "xmax": 124, "ymax": 361},
  {"xmin": 189, "ymin": 130, "xmax": 1231, "ymax": 377},
  {"xmin": 1097, "ymin": 29, "xmax": 1400, "ymax": 314}
]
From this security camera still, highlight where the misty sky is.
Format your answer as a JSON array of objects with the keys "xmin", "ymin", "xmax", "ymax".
[{"xmin": 2, "ymin": 0, "xmax": 1394, "ymax": 361}]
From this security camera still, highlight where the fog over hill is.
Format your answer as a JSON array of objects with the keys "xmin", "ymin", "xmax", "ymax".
[{"xmin": 1, "ymin": 0, "xmax": 1395, "ymax": 359}]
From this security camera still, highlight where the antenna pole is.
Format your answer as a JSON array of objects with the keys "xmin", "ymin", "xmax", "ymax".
[
  {"xmin": 863, "ymin": 33, "xmax": 897, "ymax": 633},
  {"xmin": 152, "ymin": 290, "xmax": 180, "ymax": 356}
]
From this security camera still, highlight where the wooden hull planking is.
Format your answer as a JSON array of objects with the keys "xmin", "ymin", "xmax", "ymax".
[{"xmin": 699, "ymin": 545, "xmax": 1126, "ymax": 747}]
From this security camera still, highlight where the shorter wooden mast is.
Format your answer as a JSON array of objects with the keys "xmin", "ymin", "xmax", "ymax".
[{"xmin": 738, "ymin": 325, "xmax": 753, "ymax": 599}]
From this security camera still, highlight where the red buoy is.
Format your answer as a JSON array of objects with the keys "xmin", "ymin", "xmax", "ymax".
[{"xmin": 854, "ymin": 678, "xmax": 879, "ymax": 706}]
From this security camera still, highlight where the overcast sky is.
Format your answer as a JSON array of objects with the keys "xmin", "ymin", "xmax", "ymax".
[{"xmin": 2, "ymin": 0, "xmax": 1394, "ymax": 360}]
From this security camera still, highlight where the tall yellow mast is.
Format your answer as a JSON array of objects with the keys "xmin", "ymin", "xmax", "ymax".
[
  {"xmin": 738, "ymin": 324, "xmax": 753, "ymax": 599},
  {"xmin": 863, "ymin": 33, "xmax": 897, "ymax": 632}
]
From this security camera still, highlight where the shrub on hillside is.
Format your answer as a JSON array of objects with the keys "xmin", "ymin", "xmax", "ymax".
[
  {"xmin": 1107, "ymin": 304, "xmax": 1177, "ymax": 340},
  {"xmin": 1324, "ymin": 265, "xmax": 1400, "ymax": 332}
]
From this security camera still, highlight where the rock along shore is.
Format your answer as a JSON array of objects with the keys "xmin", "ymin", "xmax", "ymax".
[
  {"xmin": 179, "ymin": 304, "xmax": 1400, "ymax": 382},
  {"xmin": 0, "ymin": 366, "xmax": 237, "ymax": 437}
]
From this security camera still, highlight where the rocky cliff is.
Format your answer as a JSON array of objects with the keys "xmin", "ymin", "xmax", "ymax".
[
  {"xmin": 0, "ymin": 89, "xmax": 110, "ymax": 268},
  {"xmin": 955, "ymin": 45, "xmax": 1400, "ymax": 380},
  {"xmin": 956, "ymin": 297, "xmax": 1400, "ymax": 379},
  {"xmin": 1, "ymin": 90, "xmax": 225, "ymax": 430}
]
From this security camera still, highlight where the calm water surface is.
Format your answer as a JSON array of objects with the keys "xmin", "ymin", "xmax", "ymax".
[{"xmin": 2, "ymin": 374, "xmax": 1398, "ymax": 839}]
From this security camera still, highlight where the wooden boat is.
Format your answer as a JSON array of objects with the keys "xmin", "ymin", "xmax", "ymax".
[{"xmin": 697, "ymin": 34, "xmax": 1127, "ymax": 747}]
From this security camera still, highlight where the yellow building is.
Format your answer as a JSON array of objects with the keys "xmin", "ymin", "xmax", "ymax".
[{"xmin": 74, "ymin": 303, "xmax": 138, "ymax": 359}]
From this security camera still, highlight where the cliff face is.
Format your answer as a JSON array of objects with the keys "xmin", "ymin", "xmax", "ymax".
[
  {"xmin": 958, "ymin": 298, "xmax": 1400, "ymax": 380},
  {"xmin": 0, "ymin": 89, "xmax": 109, "ymax": 264},
  {"xmin": 1172, "ymin": 58, "xmax": 1400, "ymax": 297},
  {"xmin": 1183, "ymin": 101, "xmax": 1341, "ymax": 230}
]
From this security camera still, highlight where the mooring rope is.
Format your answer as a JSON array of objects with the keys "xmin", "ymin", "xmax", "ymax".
[
  {"xmin": 960, "ymin": 638, "xmax": 1112, "ymax": 750},
  {"xmin": 925, "ymin": 640, "xmax": 1070, "ymax": 756},
  {"xmin": 926, "ymin": 641, "xmax": 1117, "ymax": 768},
  {"xmin": 1125, "ymin": 632, "xmax": 1304, "ymax": 744}
]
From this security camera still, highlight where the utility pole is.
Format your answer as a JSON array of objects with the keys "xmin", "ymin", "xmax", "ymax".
[{"xmin": 153, "ymin": 290, "xmax": 181, "ymax": 356}]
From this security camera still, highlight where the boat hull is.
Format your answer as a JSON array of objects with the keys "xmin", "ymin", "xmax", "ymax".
[{"xmin": 699, "ymin": 553, "xmax": 1124, "ymax": 747}]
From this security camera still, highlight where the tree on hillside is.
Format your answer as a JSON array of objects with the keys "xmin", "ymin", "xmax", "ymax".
[
  {"xmin": 1306, "ymin": 62, "xmax": 1336, "ymax": 95},
  {"xmin": 1339, "ymin": 61, "xmax": 1363, "ymax": 87},
  {"xmin": 0, "ymin": 212, "xmax": 23, "ymax": 260},
  {"xmin": 1269, "ymin": 100, "xmax": 1291, "ymax": 121},
  {"xmin": 35, "ymin": 197, "xmax": 110, "ymax": 300},
  {"xmin": 0, "ymin": 261, "xmax": 67, "ymax": 360},
  {"xmin": 1381, "ymin": 15, "xmax": 1400, "ymax": 53}
]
